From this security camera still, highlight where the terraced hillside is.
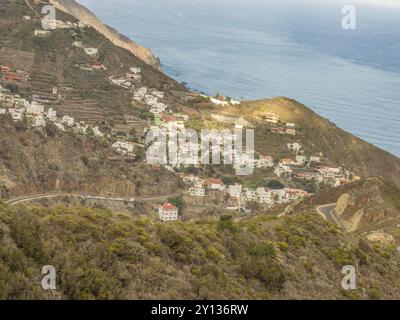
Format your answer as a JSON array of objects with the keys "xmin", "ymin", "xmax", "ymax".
[{"xmin": 0, "ymin": 0, "xmax": 186, "ymax": 126}]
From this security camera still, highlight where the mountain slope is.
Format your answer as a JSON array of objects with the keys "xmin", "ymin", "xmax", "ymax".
[
  {"xmin": 49, "ymin": 0, "xmax": 160, "ymax": 68},
  {"xmin": 200, "ymin": 97, "xmax": 400, "ymax": 187},
  {"xmin": 1, "ymin": 202, "xmax": 400, "ymax": 299}
]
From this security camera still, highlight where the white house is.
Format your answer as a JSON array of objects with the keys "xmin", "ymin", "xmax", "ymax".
[
  {"xmin": 318, "ymin": 167, "xmax": 342, "ymax": 178},
  {"xmin": 274, "ymin": 165, "xmax": 292, "ymax": 177},
  {"xmin": 254, "ymin": 155, "xmax": 274, "ymax": 168},
  {"xmin": 189, "ymin": 187, "xmax": 206, "ymax": 197},
  {"xmin": 133, "ymin": 87, "xmax": 147, "ymax": 100},
  {"xmin": 286, "ymin": 128, "xmax": 296, "ymax": 135},
  {"xmin": 228, "ymin": 184, "xmax": 243, "ymax": 198},
  {"xmin": 0, "ymin": 108, "xmax": 6, "ymax": 114},
  {"xmin": 34, "ymin": 30, "xmax": 51, "ymax": 37},
  {"xmin": 46, "ymin": 108, "xmax": 57, "ymax": 121},
  {"xmin": 84, "ymin": 48, "xmax": 98, "ymax": 56},
  {"xmin": 204, "ymin": 178, "xmax": 225, "ymax": 191},
  {"xmin": 257, "ymin": 188, "xmax": 273, "ymax": 204},
  {"xmin": 210, "ymin": 97, "xmax": 229, "ymax": 106},
  {"xmin": 145, "ymin": 95, "xmax": 158, "ymax": 106},
  {"xmin": 310, "ymin": 156, "xmax": 321, "ymax": 163},
  {"xmin": 296, "ymin": 155, "xmax": 308, "ymax": 165},
  {"xmin": 287, "ymin": 142, "xmax": 302, "ymax": 153},
  {"xmin": 54, "ymin": 122, "xmax": 65, "ymax": 131},
  {"xmin": 9, "ymin": 108, "xmax": 23, "ymax": 121},
  {"xmin": 242, "ymin": 188, "xmax": 256, "ymax": 202},
  {"xmin": 112, "ymin": 141, "xmax": 135, "ymax": 157},
  {"xmin": 92, "ymin": 126, "xmax": 104, "ymax": 137},
  {"xmin": 158, "ymin": 203, "xmax": 178, "ymax": 221},
  {"xmin": 26, "ymin": 102, "xmax": 45, "ymax": 115},
  {"xmin": 129, "ymin": 67, "xmax": 142, "ymax": 74},
  {"xmin": 62, "ymin": 115, "xmax": 74, "ymax": 126},
  {"xmin": 264, "ymin": 113, "xmax": 279, "ymax": 124}
]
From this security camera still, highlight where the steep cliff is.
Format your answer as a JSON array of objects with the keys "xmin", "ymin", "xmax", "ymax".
[{"xmin": 49, "ymin": 0, "xmax": 160, "ymax": 68}]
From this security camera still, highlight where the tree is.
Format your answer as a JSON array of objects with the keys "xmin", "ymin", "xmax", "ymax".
[
  {"xmin": 168, "ymin": 196, "xmax": 186, "ymax": 214},
  {"xmin": 267, "ymin": 180, "xmax": 284, "ymax": 190},
  {"xmin": 6, "ymin": 83, "xmax": 19, "ymax": 94},
  {"xmin": 45, "ymin": 121, "xmax": 58, "ymax": 137},
  {"xmin": 304, "ymin": 180, "xmax": 318, "ymax": 194}
]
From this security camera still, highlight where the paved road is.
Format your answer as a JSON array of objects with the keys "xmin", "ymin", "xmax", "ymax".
[
  {"xmin": 317, "ymin": 203, "xmax": 342, "ymax": 227},
  {"xmin": 4, "ymin": 192, "xmax": 184, "ymax": 206}
]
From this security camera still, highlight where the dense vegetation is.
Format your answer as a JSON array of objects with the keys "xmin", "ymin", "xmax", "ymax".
[{"xmin": 1, "ymin": 201, "xmax": 400, "ymax": 300}]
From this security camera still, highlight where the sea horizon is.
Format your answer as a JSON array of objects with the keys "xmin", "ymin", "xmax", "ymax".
[{"xmin": 79, "ymin": 0, "xmax": 400, "ymax": 157}]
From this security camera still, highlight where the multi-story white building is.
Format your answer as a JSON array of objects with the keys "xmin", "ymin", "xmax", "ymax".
[
  {"xmin": 151, "ymin": 91, "xmax": 164, "ymax": 99},
  {"xmin": 158, "ymin": 203, "xmax": 179, "ymax": 221},
  {"xmin": 257, "ymin": 188, "xmax": 273, "ymax": 204}
]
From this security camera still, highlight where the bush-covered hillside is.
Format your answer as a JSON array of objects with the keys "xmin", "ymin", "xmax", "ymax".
[{"xmin": 1, "ymin": 201, "xmax": 400, "ymax": 300}]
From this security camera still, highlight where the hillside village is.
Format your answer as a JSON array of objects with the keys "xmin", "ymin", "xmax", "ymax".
[{"xmin": 0, "ymin": 1, "xmax": 362, "ymax": 222}]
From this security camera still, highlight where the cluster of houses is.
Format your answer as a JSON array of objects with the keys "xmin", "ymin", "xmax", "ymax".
[
  {"xmin": 263, "ymin": 112, "xmax": 297, "ymax": 135},
  {"xmin": 0, "ymin": 85, "xmax": 105, "ymax": 135},
  {"xmin": 0, "ymin": 65, "xmax": 30, "ymax": 82},
  {"xmin": 72, "ymin": 42, "xmax": 106, "ymax": 71},
  {"xmin": 109, "ymin": 66, "xmax": 142, "ymax": 89},
  {"xmin": 32, "ymin": 16, "xmax": 87, "ymax": 37},
  {"xmin": 183, "ymin": 175, "xmax": 309, "ymax": 212},
  {"xmin": 272, "ymin": 141, "xmax": 360, "ymax": 188},
  {"xmin": 0, "ymin": 84, "xmax": 140, "ymax": 159}
]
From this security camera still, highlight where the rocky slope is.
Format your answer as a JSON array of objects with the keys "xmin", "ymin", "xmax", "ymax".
[
  {"xmin": 0, "ymin": 117, "xmax": 183, "ymax": 199},
  {"xmin": 49, "ymin": 0, "xmax": 160, "ymax": 68}
]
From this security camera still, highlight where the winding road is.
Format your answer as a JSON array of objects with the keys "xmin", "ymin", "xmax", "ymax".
[
  {"xmin": 317, "ymin": 203, "xmax": 342, "ymax": 228},
  {"xmin": 3, "ymin": 192, "xmax": 184, "ymax": 206}
]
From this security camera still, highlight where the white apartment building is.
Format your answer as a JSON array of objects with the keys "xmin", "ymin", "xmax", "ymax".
[{"xmin": 158, "ymin": 203, "xmax": 179, "ymax": 221}]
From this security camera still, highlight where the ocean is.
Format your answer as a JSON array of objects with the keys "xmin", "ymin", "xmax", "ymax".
[{"xmin": 79, "ymin": 0, "xmax": 400, "ymax": 157}]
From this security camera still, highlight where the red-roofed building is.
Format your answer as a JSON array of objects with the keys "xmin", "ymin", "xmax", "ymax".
[
  {"xmin": 158, "ymin": 203, "xmax": 178, "ymax": 221},
  {"xmin": 4, "ymin": 72, "xmax": 21, "ymax": 82}
]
